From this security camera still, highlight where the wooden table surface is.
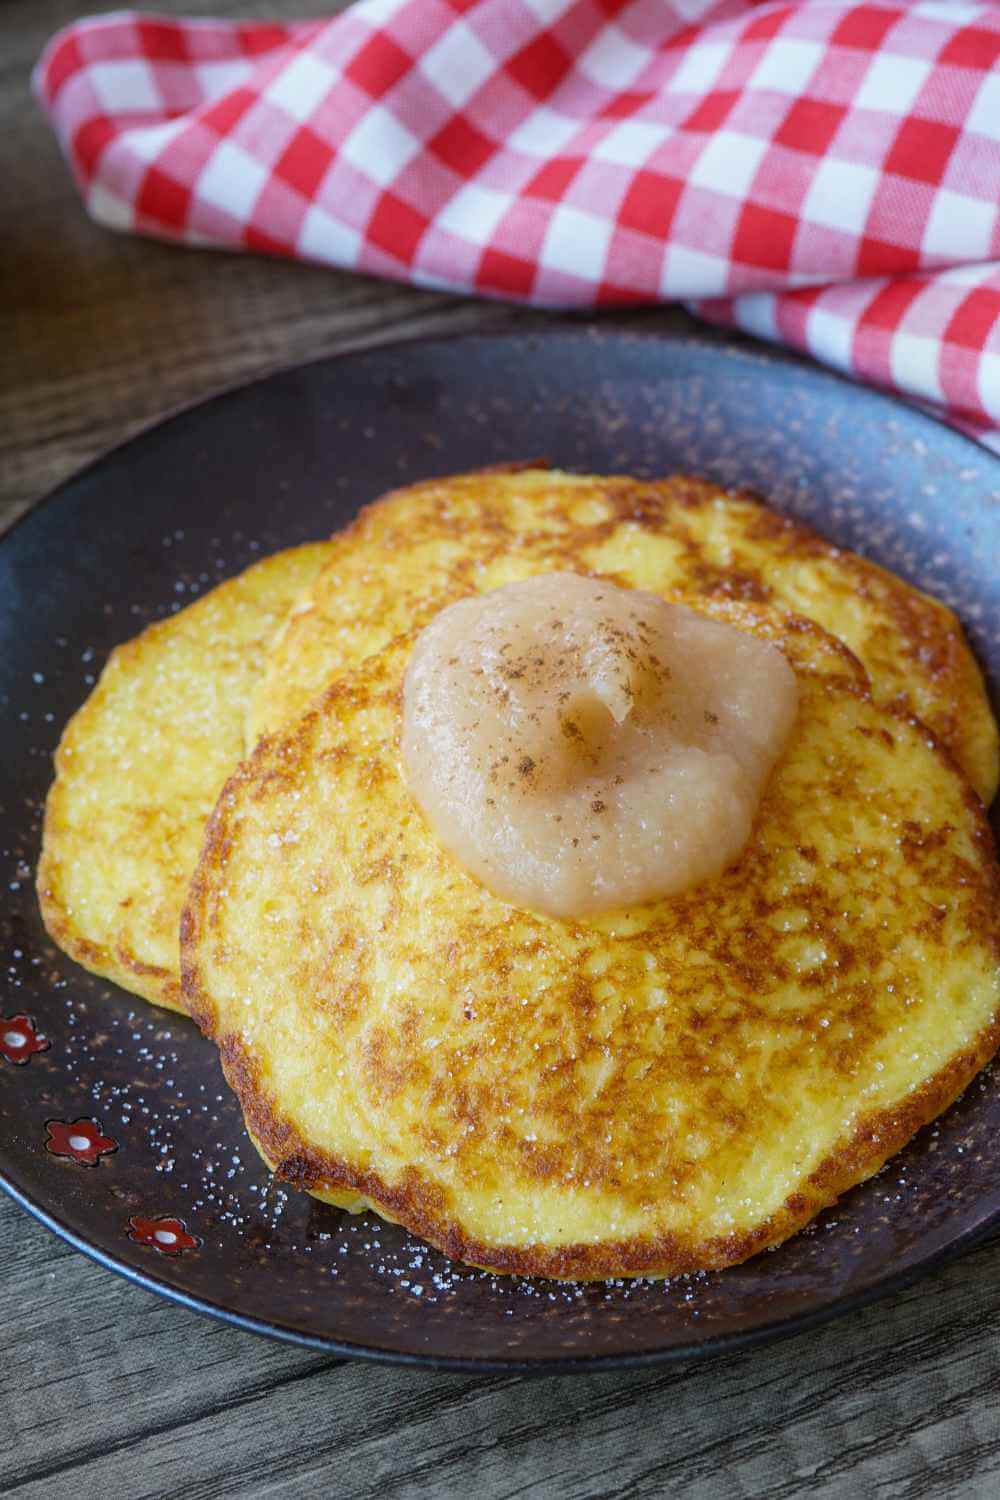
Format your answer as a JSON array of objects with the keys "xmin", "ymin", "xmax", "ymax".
[{"xmin": 5, "ymin": 3, "xmax": 1000, "ymax": 1496}]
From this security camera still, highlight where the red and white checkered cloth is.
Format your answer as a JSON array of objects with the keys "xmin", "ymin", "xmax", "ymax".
[{"xmin": 34, "ymin": 2, "xmax": 1000, "ymax": 446}]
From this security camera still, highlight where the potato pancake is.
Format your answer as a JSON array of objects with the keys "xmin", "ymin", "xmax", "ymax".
[
  {"xmin": 249, "ymin": 471, "xmax": 997, "ymax": 804},
  {"xmin": 38, "ymin": 544, "xmax": 330, "ymax": 1011},
  {"xmin": 185, "ymin": 609, "xmax": 1000, "ymax": 1278}
]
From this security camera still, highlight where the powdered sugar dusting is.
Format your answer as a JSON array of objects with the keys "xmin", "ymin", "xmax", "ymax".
[{"xmin": 2, "ymin": 327, "xmax": 1000, "ymax": 1364}]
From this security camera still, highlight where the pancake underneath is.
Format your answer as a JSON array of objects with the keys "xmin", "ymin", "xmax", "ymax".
[
  {"xmin": 38, "ymin": 543, "xmax": 330, "ymax": 1012},
  {"xmin": 183, "ymin": 609, "xmax": 1000, "ymax": 1280},
  {"xmin": 248, "ymin": 469, "xmax": 998, "ymax": 804}
]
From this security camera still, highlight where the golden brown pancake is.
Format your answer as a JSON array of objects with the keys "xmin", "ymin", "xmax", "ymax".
[
  {"xmin": 38, "ymin": 543, "xmax": 330, "ymax": 1011},
  {"xmin": 248, "ymin": 471, "xmax": 998, "ymax": 803},
  {"xmin": 183, "ymin": 608, "xmax": 1000, "ymax": 1279}
]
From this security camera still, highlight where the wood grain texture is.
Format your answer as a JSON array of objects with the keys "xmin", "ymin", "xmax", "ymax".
[
  {"xmin": 5, "ymin": 2, "xmax": 1000, "ymax": 1495},
  {"xmin": 3, "ymin": 1201, "xmax": 1000, "ymax": 1499},
  {"xmin": 0, "ymin": 0, "xmax": 537, "ymax": 531}
]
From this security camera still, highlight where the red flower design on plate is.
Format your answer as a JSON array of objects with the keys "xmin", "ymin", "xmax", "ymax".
[
  {"xmin": 45, "ymin": 1117, "xmax": 118, "ymax": 1166},
  {"xmin": 1, "ymin": 1014, "xmax": 49, "ymax": 1064},
  {"xmin": 127, "ymin": 1215, "xmax": 199, "ymax": 1256}
]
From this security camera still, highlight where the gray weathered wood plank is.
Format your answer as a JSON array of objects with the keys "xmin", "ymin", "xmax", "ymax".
[
  {"xmin": 4, "ymin": 1198, "xmax": 1000, "ymax": 1499},
  {"xmin": 0, "ymin": 0, "xmax": 536, "ymax": 529}
]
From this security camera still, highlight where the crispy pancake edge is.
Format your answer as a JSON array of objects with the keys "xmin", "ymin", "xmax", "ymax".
[
  {"xmin": 183, "ymin": 662, "xmax": 1000, "ymax": 1281},
  {"xmin": 203, "ymin": 1011, "xmax": 1000, "ymax": 1279},
  {"xmin": 37, "ymin": 542, "xmax": 332, "ymax": 1014},
  {"xmin": 39, "ymin": 895, "xmax": 184, "ymax": 1011},
  {"xmin": 250, "ymin": 471, "xmax": 998, "ymax": 803}
]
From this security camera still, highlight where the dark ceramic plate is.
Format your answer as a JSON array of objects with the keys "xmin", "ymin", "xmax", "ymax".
[{"xmin": 3, "ymin": 323, "xmax": 1000, "ymax": 1373}]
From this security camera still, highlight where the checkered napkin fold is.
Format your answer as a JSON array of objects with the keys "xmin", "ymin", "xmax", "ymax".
[{"xmin": 35, "ymin": 1, "xmax": 1000, "ymax": 447}]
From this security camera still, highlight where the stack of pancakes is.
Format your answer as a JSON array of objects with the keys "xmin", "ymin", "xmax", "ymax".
[{"xmin": 39, "ymin": 471, "xmax": 1000, "ymax": 1279}]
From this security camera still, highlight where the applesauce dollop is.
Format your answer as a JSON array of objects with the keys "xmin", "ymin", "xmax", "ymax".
[{"xmin": 401, "ymin": 573, "xmax": 797, "ymax": 918}]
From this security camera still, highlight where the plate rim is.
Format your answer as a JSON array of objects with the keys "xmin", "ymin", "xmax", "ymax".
[
  {"xmin": 4, "ymin": 311, "xmax": 991, "ymax": 549},
  {"xmin": 3, "ymin": 1162, "xmax": 999, "ymax": 1374},
  {"xmin": 5, "ymin": 317, "xmax": 1000, "ymax": 1373}
]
